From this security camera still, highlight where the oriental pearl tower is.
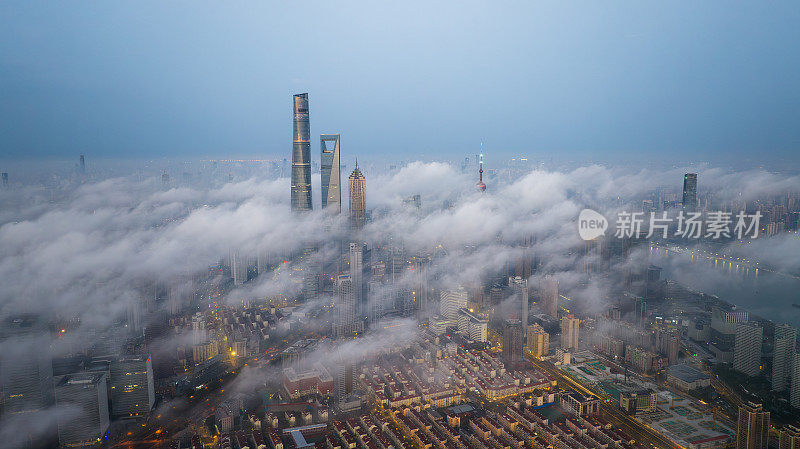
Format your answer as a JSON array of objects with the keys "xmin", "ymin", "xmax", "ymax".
[{"xmin": 476, "ymin": 143, "xmax": 486, "ymax": 192}]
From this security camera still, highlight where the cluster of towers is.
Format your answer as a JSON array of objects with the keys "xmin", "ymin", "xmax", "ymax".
[
  {"xmin": 291, "ymin": 92, "xmax": 486, "ymax": 218},
  {"xmin": 291, "ymin": 93, "xmax": 366, "ymax": 228},
  {"xmin": 289, "ymin": 92, "xmax": 491, "ymax": 342}
]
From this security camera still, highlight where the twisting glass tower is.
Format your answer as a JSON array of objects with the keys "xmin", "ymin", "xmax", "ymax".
[{"xmin": 291, "ymin": 93, "xmax": 312, "ymax": 211}]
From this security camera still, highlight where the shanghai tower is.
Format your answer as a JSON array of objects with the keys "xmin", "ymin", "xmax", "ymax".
[{"xmin": 291, "ymin": 93, "xmax": 312, "ymax": 211}]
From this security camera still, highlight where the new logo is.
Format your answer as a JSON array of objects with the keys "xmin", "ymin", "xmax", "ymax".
[{"xmin": 578, "ymin": 209, "xmax": 608, "ymax": 241}]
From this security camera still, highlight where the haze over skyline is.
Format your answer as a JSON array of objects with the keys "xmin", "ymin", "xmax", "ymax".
[{"xmin": 2, "ymin": 1, "xmax": 799, "ymax": 164}]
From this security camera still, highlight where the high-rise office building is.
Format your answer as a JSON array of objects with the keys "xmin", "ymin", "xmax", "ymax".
[
  {"xmin": 440, "ymin": 287, "xmax": 468, "ymax": 320},
  {"xmin": 457, "ymin": 308, "xmax": 488, "ymax": 343},
  {"xmin": 301, "ymin": 260, "xmax": 322, "ymax": 301},
  {"xmin": 79, "ymin": 154, "xmax": 86, "ymax": 174},
  {"xmin": 291, "ymin": 93, "xmax": 312, "ymax": 211},
  {"xmin": 230, "ymin": 250, "xmax": 247, "ymax": 286},
  {"xmin": 349, "ymin": 243, "xmax": 365, "ymax": 316},
  {"xmin": 682, "ymin": 173, "xmax": 698, "ymax": 212},
  {"xmin": 772, "ymin": 324, "xmax": 797, "ymax": 391},
  {"xmin": 55, "ymin": 373, "xmax": 109, "ymax": 448},
  {"xmin": 780, "ymin": 425, "xmax": 800, "ymax": 449},
  {"xmin": 410, "ymin": 255, "xmax": 429, "ymax": 317},
  {"xmin": 334, "ymin": 274, "xmax": 357, "ymax": 338},
  {"xmin": 333, "ymin": 350, "xmax": 354, "ymax": 407},
  {"xmin": 320, "ymin": 134, "xmax": 341, "ymax": 213},
  {"xmin": 1, "ymin": 172, "xmax": 8, "ymax": 188},
  {"xmin": 542, "ymin": 275, "xmax": 559, "ymax": 319},
  {"xmin": 126, "ymin": 296, "xmax": 144, "ymax": 336},
  {"xmin": 561, "ymin": 315, "xmax": 580, "ymax": 351},
  {"xmin": 736, "ymin": 402, "xmax": 770, "ymax": 449},
  {"xmin": 349, "ymin": 161, "xmax": 366, "ymax": 229},
  {"xmin": 710, "ymin": 306, "xmax": 749, "ymax": 363},
  {"xmin": 257, "ymin": 251, "xmax": 272, "ymax": 275},
  {"xmin": 527, "ymin": 324, "xmax": 550, "ymax": 358},
  {"xmin": 509, "ymin": 276, "xmax": 529, "ymax": 330},
  {"xmin": 502, "ymin": 319, "xmax": 524, "ymax": 368},
  {"xmin": 0, "ymin": 331, "xmax": 54, "ymax": 415},
  {"xmin": 110, "ymin": 355, "xmax": 155, "ymax": 419},
  {"xmin": 733, "ymin": 322, "xmax": 763, "ymax": 377},
  {"xmin": 389, "ymin": 246, "xmax": 405, "ymax": 283},
  {"xmin": 514, "ymin": 236, "xmax": 534, "ymax": 280},
  {"xmin": 791, "ymin": 352, "xmax": 800, "ymax": 408}
]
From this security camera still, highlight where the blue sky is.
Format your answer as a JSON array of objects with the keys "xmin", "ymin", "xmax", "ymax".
[{"xmin": 1, "ymin": 1, "xmax": 799, "ymax": 163}]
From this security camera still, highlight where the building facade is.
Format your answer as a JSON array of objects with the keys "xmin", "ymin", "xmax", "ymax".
[
  {"xmin": 320, "ymin": 134, "xmax": 341, "ymax": 213},
  {"xmin": 682, "ymin": 173, "xmax": 698, "ymax": 211},
  {"xmin": 291, "ymin": 93, "xmax": 312, "ymax": 211},
  {"xmin": 348, "ymin": 161, "xmax": 366, "ymax": 229},
  {"xmin": 457, "ymin": 308, "xmax": 488, "ymax": 343},
  {"xmin": 502, "ymin": 319, "xmax": 524, "ymax": 368},
  {"xmin": 440, "ymin": 288, "xmax": 468, "ymax": 320},
  {"xmin": 560, "ymin": 315, "xmax": 580, "ymax": 351},
  {"xmin": 0, "ymin": 333, "xmax": 54, "ymax": 415},
  {"xmin": 55, "ymin": 373, "xmax": 109, "ymax": 447},
  {"xmin": 509, "ymin": 276, "xmax": 529, "ymax": 332},
  {"xmin": 779, "ymin": 425, "xmax": 800, "ymax": 449},
  {"xmin": 736, "ymin": 402, "xmax": 769, "ymax": 449},
  {"xmin": 334, "ymin": 274, "xmax": 359, "ymax": 338},
  {"xmin": 772, "ymin": 324, "xmax": 796, "ymax": 391},
  {"xmin": 526, "ymin": 324, "xmax": 549, "ymax": 358},
  {"xmin": 791, "ymin": 353, "xmax": 800, "ymax": 408},
  {"xmin": 110, "ymin": 355, "xmax": 155, "ymax": 419},
  {"xmin": 541, "ymin": 275, "xmax": 559, "ymax": 319},
  {"xmin": 733, "ymin": 322, "xmax": 762, "ymax": 377}
]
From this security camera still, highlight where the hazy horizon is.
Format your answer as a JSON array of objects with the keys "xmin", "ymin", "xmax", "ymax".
[{"xmin": 2, "ymin": 1, "xmax": 799, "ymax": 164}]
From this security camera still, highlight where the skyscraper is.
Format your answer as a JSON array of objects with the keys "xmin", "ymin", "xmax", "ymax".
[
  {"xmin": 509, "ymin": 276, "xmax": 529, "ymax": 330},
  {"xmin": 710, "ymin": 306, "xmax": 749, "ymax": 363},
  {"xmin": 682, "ymin": 173, "xmax": 698, "ymax": 212},
  {"xmin": 561, "ymin": 314, "xmax": 580, "ymax": 351},
  {"xmin": 502, "ymin": 319, "xmax": 524, "ymax": 368},
  {"xmin": 320, "ymin": 134, "xmax": 341, "ymax": 213},
  {"xmin": 779, "ymin": 425, "xmax": 800, "ymax": 449},
  {"xmin": 733, "ymin": 322, "xmax": 762, "ymax": 377},
  {"xmin": 334, "ymin": 274, "xmax": 357, "ymax": 338},
  {"xmin": 79, "ymin": 154, "xmax": 86, "ymax": 174},
  {"xmin": 542, "ymin": 275, "xmax": 559, "ymax": 319},
  {"xmin": 55, "ymin": 373, "xmax": 110, "ymax": 448},
  {"xmin": 291, "ymin": 93, "xmax": 312, "ymax": 211},
  {"xmin": 230, "ymin": 250, "xmax": 247, "ymax": 286},
  {"xmin": 2, "ymin": 172, "xmax": 8, "ymax": 188},
  {"xmin": 791, "ymin": 352, "xmax": 800, "ymax": 408},
  {"xmin": 410, "ymin": 255, "xmax": 429, "ymax": 317},
  {"xmin": 333, "ymin": 350, "xmax": 354, "ymax": 408},
  {"xmin": 110, "ymin": 355, "xmax": 155, "ymax": 419},
  {"xmin": 440, "ymin": 287, "xmax": 468, "ymax": 320},
  {"xmin": 349, "ymin": 242, "xmax": 365, "ymax": 316},
  {"xmin": 526, "ymin": 324, "xmax": 550, "ymax": 358},
  {"xmin": 0, "ymin": 329, "xmax": 54, "ymax": 415},
  {"xmin": 736, "ymin": 401, "xmax": 770, "ymax": 449},
  {"xmin": 349, "ymin": 160, "xmax": 366, "ymax": 228},
  {"xmin": 772, "ymin": 324, "xmax": 797, "ymax": 391}
]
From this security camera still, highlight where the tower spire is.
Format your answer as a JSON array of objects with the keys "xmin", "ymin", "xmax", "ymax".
[
  {"xmin": 476, "ymin": 143, "xmax": 486, "ymax": 192},
  {"xmin": 479, "ymin": 143, "xmax": 483, "ymax": 182}
]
